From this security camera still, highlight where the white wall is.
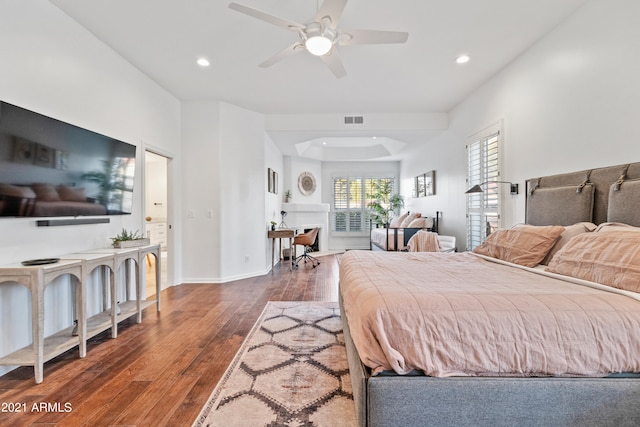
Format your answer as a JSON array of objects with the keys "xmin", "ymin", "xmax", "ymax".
[
  {"xmin": 265, "ymin": 135, "xmax": 284, "ymax": 268},
  {"xmin": 218, "ymin": 102, "xmax": 268, "ymax": 280},
  {"xmin": 180, "ymin": 101, "xmax": 270, "ymax": 282},
  {"xmin": 180, "ymin": 100, "xmax": 221, "ymax": 281},
  {"xmin": 401, "ymin": 0, "xmax": 640, "ymax": 250},
  {"xmin": 0, "ymin": 1, "xmax": 181, "ymax": 376}
]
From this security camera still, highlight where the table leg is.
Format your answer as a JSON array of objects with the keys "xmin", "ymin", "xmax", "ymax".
[
  {"xmin": 109, "ymin": 267, "xmax": 118, "ymax": 338},
  {"xmin": 32, "ymin": 284, "xmax": 44, "ymax": 384},
  {"xmin": 136, "ymin": 259, "xmax": 142, "ymax": 323},
  {"xmin": 271, "ymin": 238, "xmax": 275, "ymax": 273},
  {"xmin": 155, "ymin": 252, "xmax": 161, "ymax": 312},
  {"xmin": 101, "ymin": 266, "xmax": 108, "ymax": 312},
  {"xmin": 290, "ymin": 237, "xmax": 294, "ymax": 271},
  {"xmin": 76, "ymin": 275, "xmax": 87, "ymax": 358},
  {"xmin": 125, "ymin": 259, "xmax": 131, "ymax": 302}
]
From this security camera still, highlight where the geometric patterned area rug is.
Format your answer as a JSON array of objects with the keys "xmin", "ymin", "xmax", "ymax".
[{"xmin": 192, "ymin": 301, "xmax": 356, "ymax": 427}]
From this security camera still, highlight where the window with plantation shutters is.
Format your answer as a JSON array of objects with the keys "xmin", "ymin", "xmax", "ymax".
[
  {"xmin": 332, "ymin": 176, "xmax": 395, "ymax": 234},
  {"xmin": 466, "ymin": 129, "xmax": 501, "ymax": 250}
]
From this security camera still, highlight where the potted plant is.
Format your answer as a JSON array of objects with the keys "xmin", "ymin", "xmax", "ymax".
[
  {"xmin": 110, "ymin": 228, "xmax": 150, "ymax": 248},
  {"xmin": 284, "ymin": 190, "xmax": 292, "ymax": 203},
  {"xmin": 367, "ymin": 180, "xmax": 404, "ymax": 227},
  {"xmin": 270, "ymin": 221, "xmax": 277, "ymax": 231}
]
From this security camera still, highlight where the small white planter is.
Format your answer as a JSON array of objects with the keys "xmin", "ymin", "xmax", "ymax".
[{"xmin": 112, "ymin": 238, "xmax": 150, "ymax": 248}]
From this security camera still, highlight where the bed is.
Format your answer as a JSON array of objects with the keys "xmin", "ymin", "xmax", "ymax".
[
  {"xmin": 340, "ymin": 162, "xmax": 640, "ymax": 427},
  {"xmin": 370, "ymin": 211, "xmax": 439, "ymax": 251}
]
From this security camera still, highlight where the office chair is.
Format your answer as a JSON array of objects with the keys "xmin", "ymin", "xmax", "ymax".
[{"xmin": 293, "ymin": 228, "xmax": 320, "ymax": 268}]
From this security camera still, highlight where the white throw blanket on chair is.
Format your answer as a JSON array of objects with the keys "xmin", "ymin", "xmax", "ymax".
[{"xmin": 407, "ymin": 230, "xmax": 441, "ymax": 252}]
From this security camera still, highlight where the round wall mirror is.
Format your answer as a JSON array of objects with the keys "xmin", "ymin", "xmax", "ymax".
[{"xmin": 298, "ymin": 171, "xmax": 316, "ymax": 196}]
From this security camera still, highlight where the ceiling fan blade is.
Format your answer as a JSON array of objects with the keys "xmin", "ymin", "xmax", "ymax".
[
  {"xmin": 259, "ymin": 42, "xmax": 305, "ymax": 68},
  {"xmin": 229, "ymin": 2, "xmax": 304, "ymax": 32},
  {"xmin": 338, "ymin": 29, "xmax": 409, "ymax": 46},
  {"xmin": 320, "ymin": 48, "xmax": 347, "ymax": 78},
  {"xmin": 315, "ymin": 0, "xmax": 348, "ymax": 28}
]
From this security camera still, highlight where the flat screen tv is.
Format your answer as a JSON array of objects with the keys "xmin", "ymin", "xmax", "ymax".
[{"xmin": 0, "ymin": 101, "xmax": 136, "ymax": 218}]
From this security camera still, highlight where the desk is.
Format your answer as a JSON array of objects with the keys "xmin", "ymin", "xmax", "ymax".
[{"xmin": 268, "ymin": 229, "xmax": 295, "ymax": 272}]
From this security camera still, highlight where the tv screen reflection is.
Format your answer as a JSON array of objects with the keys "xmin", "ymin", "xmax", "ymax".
[{"xmin": 0, "ymin": 101, "xmax": 136, "ymax": 217}]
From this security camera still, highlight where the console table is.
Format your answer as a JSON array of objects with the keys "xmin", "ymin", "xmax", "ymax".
[
  {"xmin": 79, "ymin": 244, "xmax": 161, "ymax": 323},
  {"xmin": 268, "ymin": 229, "xmax": 296, "ymax": 272},
  {"xmin": 0, "ymin": 244, "xmax": 161, "ymax": 383},
  {"xmin": 0, "ymin": 259, "xmax": 83, "ymax": 384}
]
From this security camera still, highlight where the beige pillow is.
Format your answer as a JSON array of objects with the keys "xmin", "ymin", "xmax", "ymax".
[
  {"xmin": 422, "ymin": 216, "xmax": 434, "ymax": 229},
  {"xmin": 472, "ymin": 225, "xmax": 565, "ymax": 267},
  {"xmin": 57, "ymin": 186, "xmax": 87, "ymax": 202},
  {"xmin": 0, "ymin": 184, "xmax": 36, "ymax": 199},
  {"xmin": 540, "ymin": 222, "xmax": 597, "ymax": 265},
  {"xmin": 31, "ymin": 183, "xmax": 61, "ymax": 201},
  {"xmin": 389, "ymin": 212, "xmax": 408, "ymax": 228},
  {"xmin": 401, "ymin": 212, "xmax": 420, "ymax": 227},
  {"xmin": 595, "ymin": 222, "xmax": 640, "ymax": 233},
  {"xmin": 547, "ymin": 230, "xmax": 640, "ymax": 293},
  {"xmin": 407, "ymin": 218, "xmax": 426, "ymax": 228}
]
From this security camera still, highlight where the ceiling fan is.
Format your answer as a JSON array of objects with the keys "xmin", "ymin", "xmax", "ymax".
[{"xmin": 228, "ymin": 0, "xmax": 408, "ymax": 78}]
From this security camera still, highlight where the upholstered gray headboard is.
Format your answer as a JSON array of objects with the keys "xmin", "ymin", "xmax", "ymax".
[{"xmin": 526, "ymin": 162, "xmax": 640, "ymax": 227}]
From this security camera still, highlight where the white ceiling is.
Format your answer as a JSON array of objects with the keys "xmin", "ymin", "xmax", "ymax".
[{"xmin": 50, "ymin": 0, "xmax": 588, "ymax": 160}]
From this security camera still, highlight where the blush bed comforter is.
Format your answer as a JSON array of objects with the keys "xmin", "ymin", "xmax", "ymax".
[{"xmin": 339, "ymin": 250, "xmax": 640, "ymax": 378}]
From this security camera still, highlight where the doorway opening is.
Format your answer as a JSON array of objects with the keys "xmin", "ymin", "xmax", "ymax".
[{"xmin": 144, "ymin": 150, "xmax": 169, "ymax": 298}]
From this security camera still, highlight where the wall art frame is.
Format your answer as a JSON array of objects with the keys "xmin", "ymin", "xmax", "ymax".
[
  {"xmin": 414, "ymin": 170, "xmax": 435, "ymax": 197},
  {"xmin": 267, "ymin": 168, "xmax": 278, "ymax": 194}
]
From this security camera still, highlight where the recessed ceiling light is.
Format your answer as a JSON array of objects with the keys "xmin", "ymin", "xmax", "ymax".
[
  {"xmin": 197, "ymin": 57, "xmax": 210, "ymax": 67},
  {"xmin": 372, "ymin": 136, "xmax": 377, "ymax": 140},
  {"xmin": 456, "ymin": 54, "xmax": 470, "ymax": 64}
]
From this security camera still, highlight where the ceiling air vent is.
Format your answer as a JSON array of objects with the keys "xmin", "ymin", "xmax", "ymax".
[{"xmin": 344, "ymin": 116, "xmax": 364, "ymax": 124}]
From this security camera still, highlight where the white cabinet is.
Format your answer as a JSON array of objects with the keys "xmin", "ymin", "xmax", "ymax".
[{"xmin": 146, "ymin": 222, "xmax": 167, "ymax": 249}]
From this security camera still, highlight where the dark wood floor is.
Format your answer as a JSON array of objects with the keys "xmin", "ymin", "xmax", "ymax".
[{"xmin": 0, "ymin": 254, "xmax": 341, "ymax": 426}]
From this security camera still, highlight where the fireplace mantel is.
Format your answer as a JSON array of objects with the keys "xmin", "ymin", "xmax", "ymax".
[
  {"xmin": 281, "ymin": 203, "xmax": 330, "ymax": 252},
  {"xmin": 282, "ymin": 203, "xmax": 330, "ymax": 213}
]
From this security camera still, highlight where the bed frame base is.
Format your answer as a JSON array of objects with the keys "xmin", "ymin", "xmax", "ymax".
[{"xmin": 340, "ymin": 293, "xmax": 640, "ymax": 427}]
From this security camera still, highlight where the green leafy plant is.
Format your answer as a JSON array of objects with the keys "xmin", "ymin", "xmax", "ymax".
[
  {"xmin": 81, "ymin": 159, "xmax": 129, "ymax": 208},
  {"xmin": 110, "ymin": 228, "xmax": 143, "ymax": 244},
  {"xmin": 284, "ymin": 190, "xmax": 292, "ymax": 202},
  {"xmin": 367, "ymin": 180, "xmax": 404, "ymax": 227}
]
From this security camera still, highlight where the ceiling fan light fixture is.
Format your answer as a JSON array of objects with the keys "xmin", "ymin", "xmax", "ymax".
[
  {"xmin": 456, "ymin": 54, "xmax": 470, "ymax": 64},
  {"xmin": 228, "ymin": 1, "xmax": 409, "ymax": 78},
  {"xmin": 196, "ymin": 57, "xmax": 210, "ymax": 67},
  {"xmin": 305, "ymin": 35, "xmax": 332, "ymax": 56}
]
